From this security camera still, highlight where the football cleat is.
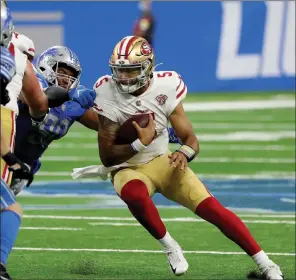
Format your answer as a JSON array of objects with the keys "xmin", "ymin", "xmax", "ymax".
[
  {"xmin": 0, "ymin": 263, "xmax": 11, "ymax": 280},
  {"xmin": 164, "ymin": 243, "xmax": 189, "ymax": 276},
  {"xmin": 260, "ymin": 263, "xmax": 284, "ymax": 280}
]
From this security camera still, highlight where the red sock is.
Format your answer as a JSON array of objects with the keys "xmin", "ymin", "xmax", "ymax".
[
  {"xmin": 195, "ymin": 197, "xmax": 261, "ymax": 256},
  {"xmin": 120, "ymin": 179, "xmax": 166, "ymax": 239}
]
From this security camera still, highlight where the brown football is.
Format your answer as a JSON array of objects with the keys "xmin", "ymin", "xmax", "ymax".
[{"xmin": 115, "ymin": 114, "xmax": 150, "ymax": 144}]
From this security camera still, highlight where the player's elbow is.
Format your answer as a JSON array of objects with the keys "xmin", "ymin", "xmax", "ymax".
[
  {"xmin": 101, "ymin": 156, "xmax": 115, "ymax": 168},
  {"xmin": 99, "ymin": 151, "xmax": 115, "ymax": 167}
]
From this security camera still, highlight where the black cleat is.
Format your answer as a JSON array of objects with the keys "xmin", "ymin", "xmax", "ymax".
[{"xmin": 0, "ymin": 263, "xmax": 11, "ymax": 280}]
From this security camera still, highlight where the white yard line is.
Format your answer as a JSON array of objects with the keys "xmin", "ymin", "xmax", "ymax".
[
  {"xmin": 183, "ymin": 99, "xmax": 294, "ymax": 112},
  {"xmin": 89, "ymin": 222, "xmax": 141, "ymax": 227},
  {"xmin": 198, "ymin": 131, "xmax": 295, "ymax": 141},
  {"xmin": 88, "ymin": 220, "xmax": 294, "ymax": 226},
  {"xmin": 23, "ymin": 215, "xmax": 295, "ymax": 225},
  {"xmin": 12, "ymin": 247, "xmax": 295, "ymax": 256},
  {"xmin": 191, "ymin": 123, "xmax": 294, "ymax": 130},
  {"xmin": 20, "ymin": 227, "xmax": 82, "ymax": 231}
]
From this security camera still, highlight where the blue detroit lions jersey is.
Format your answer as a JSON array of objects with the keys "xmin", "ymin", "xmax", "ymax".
[{"xmin": 14, "ymin": 74, "xmax": 87, "ymax": 166}]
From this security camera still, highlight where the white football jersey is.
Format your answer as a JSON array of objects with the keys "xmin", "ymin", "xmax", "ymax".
[
  {"xmin": 5, "ymin": 43, "xmax": 27, "ymax": 115},
  {"xmin": 93, "ymin": 71, "xmax": 187, "ymax": 166}
]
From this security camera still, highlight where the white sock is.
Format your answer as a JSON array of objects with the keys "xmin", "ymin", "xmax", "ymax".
[
  {"xmin": 252, "ymin": 250, "xmax": 273, "ymax": 268},
  {"xmin": 158, "ymin": 231, "xmax": 176, "ymax": 249}
]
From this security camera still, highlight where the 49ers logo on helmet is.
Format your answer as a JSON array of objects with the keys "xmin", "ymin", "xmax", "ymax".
[{"xmin": 140, "ymin": 42, "xmax": 152, "ymax": 55}]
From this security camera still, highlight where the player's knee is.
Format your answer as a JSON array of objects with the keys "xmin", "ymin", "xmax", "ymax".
[
  {"xmin": 195, "ymin": 196, "xmax": 221, "ymax": 216},
  {"xmin": 121, "ymin": 179, "xmax": 149, "ymax": 204},
  {"xmin": 5, "ymin": 202, "xmax": 23, "ymax": 218}
]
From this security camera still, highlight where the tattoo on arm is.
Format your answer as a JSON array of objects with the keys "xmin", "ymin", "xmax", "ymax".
[{"xmin": 98, "ymin": 115, "xmax": 137, "ymax": 167}]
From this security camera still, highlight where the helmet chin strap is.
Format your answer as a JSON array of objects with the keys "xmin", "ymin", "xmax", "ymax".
[{"xmin": 153, "ymin": 63, "xmax": 163, "ymax": 71}]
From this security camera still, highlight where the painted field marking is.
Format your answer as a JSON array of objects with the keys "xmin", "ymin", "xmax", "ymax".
[
  {"xmin": 20, "ymin": 227, "xmax": 82, "ymax": 231},
  {"xmin": 23, "ymin": 215, "xmax": 295, "ymax": 225},
  {"xmin": 13, "ymin": 247, "xmax": 295, "ymax": 257}
]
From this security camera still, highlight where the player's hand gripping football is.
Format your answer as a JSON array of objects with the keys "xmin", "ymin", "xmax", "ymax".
[
  {"xmin": 132, "ymin": 114, "xmax": 156, "ymax": 146},
  {"xmin": 169, "ymin": 151, "xmax": 188, "ymax": 172}
]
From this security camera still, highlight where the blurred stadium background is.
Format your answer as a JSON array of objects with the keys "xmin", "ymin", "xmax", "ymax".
[{"xmin": 7, "ymin": 1, "xmax": 296, "ymax": 279}]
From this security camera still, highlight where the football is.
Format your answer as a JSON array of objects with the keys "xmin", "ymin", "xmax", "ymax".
[{"xmin": 115, "ymin": 114, "xmax": 150, "ymax": 144}]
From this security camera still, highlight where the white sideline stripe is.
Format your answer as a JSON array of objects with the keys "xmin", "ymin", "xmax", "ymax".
[
  {"xmin": 39, "ymin": 156, "xmax": 294, "ymax": 164},
  {"xmin": 23, "ymin": 215, "xmax": 296, "ymax": 223},
  {"xmin": 12, "ymin": 12, "xmax": 64, "ymax": 21},
  {"xmin": 198, "ymin": 131, "xmax": 295, "ymax": 141},
  {"xmin": 192, "ymin": 123, "xmax": 294, "ymax": 130},
  {"xmin": 183, "ymin": 99, "xmax": 294, "ymax": 112},
  {"xmin": 34, "ymin": 171, "xmax": 296, "ymax": 179},
  {"xmin": 12, "ymin": 247, "xmax": 295, "ymax": 256},
  {"xmin": 88, "ymin": 220, "xmax": 295, "ymax": 226},
  {"xmin": 50, "ymin": 143, "xmax": 295, "ymax": 151},
  {"xmin": 20, "ymin": 227, "xmax": 82, "ymax": 231},
  {"xmin": 89, "ymin": 222, "xmax": 141, "ymax": 227},
  {"xmin": 65, "ymin": 131, "xmax": 295, "ymax": 141}
]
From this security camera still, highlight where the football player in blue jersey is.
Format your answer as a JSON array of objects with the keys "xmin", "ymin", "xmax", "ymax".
[{"xmin": 11, "ymin": 45, "xmax": 99, "ymax": 194}]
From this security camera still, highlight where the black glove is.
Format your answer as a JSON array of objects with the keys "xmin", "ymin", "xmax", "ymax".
[
  {"xmin": 0, "ymin": 77, "xmax": 11, "ymax": 105},
  {"xmin": 2, "ymin": 152, "xmax": 34, "ymax": 187},
  {"xmin": 45, "ymin": 85, "xmax": 70, "ymax": 108}
]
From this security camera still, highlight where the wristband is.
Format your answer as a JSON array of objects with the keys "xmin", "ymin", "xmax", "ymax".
[
  {"xmin": 177, "ymin": 145, "xmax": 196, "ymax": 162},
  {"xmin": 2, "ymin": 152, "xmax": 19, "ymax": 166},
  {"xmin": 131, "ymin": 139, "xmax": 147, "ymax": 152}
]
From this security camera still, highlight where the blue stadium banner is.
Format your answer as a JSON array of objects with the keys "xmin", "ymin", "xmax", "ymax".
[{"xmin": 9, "ymin": 1, "xmax": 295, "ymax": 92}]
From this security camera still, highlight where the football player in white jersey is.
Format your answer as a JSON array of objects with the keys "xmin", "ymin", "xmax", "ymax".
[{"xmin": 93, "ymin": 36, "xmax": 283, "ymax": 279}]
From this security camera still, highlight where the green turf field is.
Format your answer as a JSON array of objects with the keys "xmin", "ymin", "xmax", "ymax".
[
  {"xmin": 9, "ymin": 92, "xmax": 295, "ymax": 279},
  {"xmin": 9, "ymin": 206, "xmax": 296, "ymax": 279}
]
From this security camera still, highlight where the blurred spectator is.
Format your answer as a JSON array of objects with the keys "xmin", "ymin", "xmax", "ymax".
[{"xmin": 133, "ymin": 0, "xmax": 155, "ymax": 46}]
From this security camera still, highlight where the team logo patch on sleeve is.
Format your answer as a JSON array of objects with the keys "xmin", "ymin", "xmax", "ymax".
[
  {"xmin": 140, "ymin": 42, "xmax": 152, "ymax": 56},
  {"xmin": 155, "ymin": 94, "xmax": 168, "ymax": 105}
]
